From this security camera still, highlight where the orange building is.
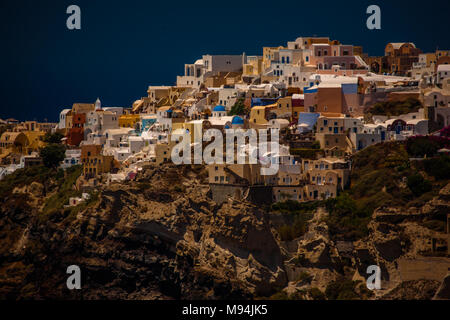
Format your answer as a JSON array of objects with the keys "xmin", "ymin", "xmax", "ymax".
[
  {"xmin": 365, "ymin": 42, "xmax": 422, "ymax": 75},
  {"xmin": 317, "ymin": 86, "xmax": 343, "ymax": 115},
  {"xmin": 384, "ymin": 42, "xmax": 422, "ymax": 75}
]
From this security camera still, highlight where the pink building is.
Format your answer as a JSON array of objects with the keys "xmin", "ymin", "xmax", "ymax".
[{"xmin": 309, "ymin": 44, "xmax": 366, "ymax": 70}]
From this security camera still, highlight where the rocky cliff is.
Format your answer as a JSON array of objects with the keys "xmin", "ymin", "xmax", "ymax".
[
  {"xmin": 0, "ymin": 162, "xmax": 448, "ymax": 300},
  {"xmin": 0, "ymin": 164, "xmax": 286, "ymax": 299}
]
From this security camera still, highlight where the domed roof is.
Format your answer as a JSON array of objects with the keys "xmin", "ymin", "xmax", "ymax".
[
  {"xmin": 231, "ymin": 116, "xmax": 244, "ymax": 124},
  {"xmin": 213, "ymin": 105, "xmax": 226, "ymax": 112}
]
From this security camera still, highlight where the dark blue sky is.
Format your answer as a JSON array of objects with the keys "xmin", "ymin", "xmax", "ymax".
[{"xmin": 1, "ymin": 0, "xmax": 449, "ymax": 121}]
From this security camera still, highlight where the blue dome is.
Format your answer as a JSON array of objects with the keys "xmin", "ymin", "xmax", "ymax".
[
  {"xmin": 213, "ymin": 105, "xmax": 226, "ymax": 112},
  {"xmin": 231, "ymin": 116, "xmax": 244, "ymax": 125}
]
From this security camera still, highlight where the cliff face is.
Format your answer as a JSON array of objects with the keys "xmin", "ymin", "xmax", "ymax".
[
  {"xmin": 0, "ymin": 163, "xmax": 448, "ymax": 300},
  {"xmin": 0, "ymin": 164, "xmax": 286, "ymax": 299},
  {"xmin": 275, "ymin": 185, "xmax": 450, "ymax": 300}
]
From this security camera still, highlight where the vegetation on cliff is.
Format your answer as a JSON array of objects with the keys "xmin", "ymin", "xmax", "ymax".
[
  {"xmin": 367, "ymin": 97, "xmax": 422, "ymax": 117},
  {"xmin": 325, "ymin": 139, "xmax": 450, "ymax": 240},
  {"xmin": 270, "ymin": 201, "xmax": 316, "ymax": 241}
]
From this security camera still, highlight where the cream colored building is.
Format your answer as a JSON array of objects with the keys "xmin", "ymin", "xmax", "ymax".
[{"xmin": 207, "ymin": 163, "xmax": 264, "ymax": 185}]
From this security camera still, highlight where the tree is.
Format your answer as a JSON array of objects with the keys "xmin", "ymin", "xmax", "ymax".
[
  {"xmin": 43, "ymin": 132, "xmax": 64, "ymax": 144},
  {"xmin": 228, "ymin": 98, "xmax": 247, "ymax": 116},
  {"xmin": 40, "ymin": 144, "xmax": 66, "ymax": 168}
]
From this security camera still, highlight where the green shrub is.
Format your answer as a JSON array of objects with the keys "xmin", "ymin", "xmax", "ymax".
[
  {"xmin": 42, "ymin": 165, "xmax": 82, "ymax": 216},
  {"xmin": 407, "ymin": 191, "xmax": 435, "ymax": 208},
  {"xmin": 406, "ymin": 137, "xmax": 440, "ymax": 157},
  {"xmin": 407, "ymin": 173, "xmax": 432, "ymax": 196},
  {"xmin": 324, "ymin": 193, "xmax": 372, "ymax": 240},
  {"xmin": 368, "ymin": 98, "xmax": 422, "ymax": 116},
  {"xmin": 272, "ymin": 201, "xmax": 315, "ymax": 241},
  {"xmin": 325, "ymin": 279, "xmax": 360, "ymax": 300},
  {"xmin": 0, "ymin": 165, "xmax": 53, "ymax": 198},
  {"xmin": 278, "ymin": 216, "xmax": 309, "ymax": 241}
]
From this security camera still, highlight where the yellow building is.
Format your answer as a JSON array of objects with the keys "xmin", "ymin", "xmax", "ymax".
[
  {"xmin": 250, "ymin": 100, "xmax": 291, "ymax": 126},
  {"xmin": 23, "ymin": 131, "xmax": 46, "ymax": 154},
  {"xmin": 243, "ymin": 56, "xmax": 263, "ymax": 76},
  {"xmin": 83, "ymin": 154, "xmax": 115, "ymax": 179},
  {"xmin": 172, "ymin": 122, "xmax": 195, "ymax": 144},
  {"xmin": 250, "ymin": 106, "xmax": 268, "ymax": 126},
  {"xmin": 262, "ymin": 46, "xmax": 284, "ymax": 70},
  {"xmin": 207, "ymin": 163, "xmax": 264, "ymax": 185},
  {"xmin": 136, "ymin": 86, "xmax": 189, "ymax": 114},
  {"xmin": 171, "ymin": 120, "xmax": 208, "ymax": 144},
  {"xmin": 119, "ymin": 114, "xmax": 141, "ymax": 128},
  {"xmin": 72, "ymin": 103, "xmax": 95, "ymax": 114},
  {"xmin": 420, "ymin": 53, "xmax": 438, "ymax": 67},
  {"xmin": 304, "ymin": 37, "xmax": 338, "ymax": 47},
  {"xmin": 265, "ymin": 168, "xmax": 304, "ymax": 186},
  {"xmin": 302, "ymin": 158, "xmax": 350, "ymax": 190},
  {"xmin": 0, "ymin": 130, "xmax": 46, "ymax": 161},
  {"xmin": 0, "ymin": 132, "xmax": 28, "ymax": 155},
  {"xmin": 13, "ymin": 121, "xmax": 56, "ymax": 134},
  {"xmin": 154, "ymin": 143, "xmax": 174, "ymax": 165},
  {"xmin": 204, "ymin": 72, "xmax": 241, "ymax": 87},
  {"xmin": 274, "ymin": 96, "xmax": 292, "ymax": 120}
]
